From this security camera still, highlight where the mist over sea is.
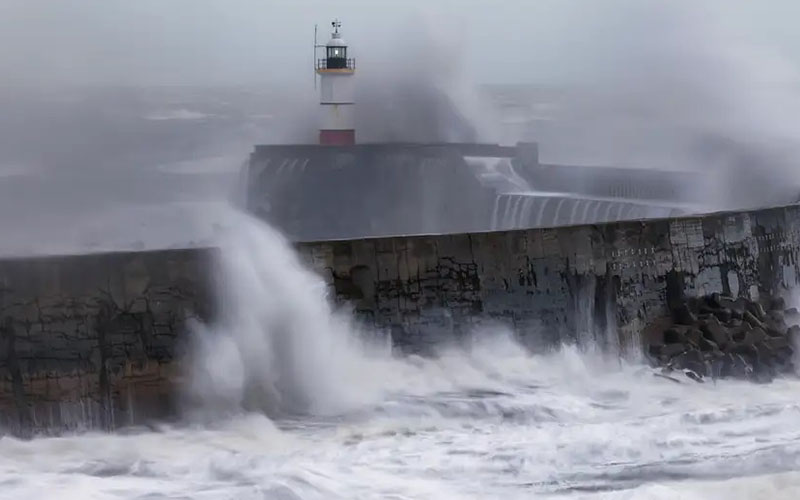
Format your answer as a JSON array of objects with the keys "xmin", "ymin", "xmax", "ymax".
[
  {"xmin": 3, "ymin": 81, "xmax": 800, "ymax": 258},
  {"xmin": 0, "ymin": 84, "xmax": 607, "ymax": 256}
]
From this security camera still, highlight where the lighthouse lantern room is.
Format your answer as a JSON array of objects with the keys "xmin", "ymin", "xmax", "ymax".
[{"xmin": 315, "ymin": 20, "xmax": 356, "ymax": 146}]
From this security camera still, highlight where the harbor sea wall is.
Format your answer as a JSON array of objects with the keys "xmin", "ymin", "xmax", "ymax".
[
  {"xmin": 302, "ymin": 204, "xmax": 800, "ymax": 354},
  {"xmin": 0, "ymin": 249, "xmax": 213, "ymax": 434},
  {"xmin": 2, "ymin": 204, "xmax": 800, "ymax": 433}
]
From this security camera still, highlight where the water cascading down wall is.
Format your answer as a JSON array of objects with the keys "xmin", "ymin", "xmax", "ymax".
[{"xmin": 1, "ymin": 204, "xmax": 799, "ymax": 434}]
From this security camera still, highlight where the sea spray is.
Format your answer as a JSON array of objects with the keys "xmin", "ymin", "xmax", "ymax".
[
  {"xmin": 183, "ymin": 207, "xmax": 634, "ymax": 423},
  {"xmin": 185, "ymin": 210, "xmax": 394, "ymax": 419},
  {"xmin": 8, "ymin": 345, "xmax": 800, "ymax": 499},
  {"xmin": 184, "ymin": 209, "xmax": 540, "ymax": 420}
]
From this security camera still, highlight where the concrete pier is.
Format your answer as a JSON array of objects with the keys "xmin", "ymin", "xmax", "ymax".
[{"xmin": 1, "ymin": 204, "xmax": 799, "ymax": 433}]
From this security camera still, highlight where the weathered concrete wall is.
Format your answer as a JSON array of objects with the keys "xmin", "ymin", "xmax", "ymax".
[
  {"xmin": 1, "ymin": 204, "xmax": 799, "ymax": 434},
  {"xmin": 297, "ymin": 204, "xmax": 800, "ymax": 354},
  {"xmin": 0, "ymin": 249, "xmax": 213, "ymax": 434}
]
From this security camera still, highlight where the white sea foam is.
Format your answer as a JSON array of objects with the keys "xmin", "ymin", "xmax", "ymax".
[{"xmin": 3, "ymin": 344, "xmax": 800, "ymax": 499}]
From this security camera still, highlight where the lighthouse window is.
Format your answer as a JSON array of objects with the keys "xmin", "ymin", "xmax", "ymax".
[{"xmin": 327, "ymin": 47, "xmax": 346, "ymax": 59}]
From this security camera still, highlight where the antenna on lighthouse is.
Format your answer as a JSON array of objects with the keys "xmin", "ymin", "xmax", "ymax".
[
  {"xmin": 313, "ymin": 24, "xmax": 318, "ymax": 90},
  {"xmin": 313, "ymin": 23, "xmax": 328, "ymax": 90}
]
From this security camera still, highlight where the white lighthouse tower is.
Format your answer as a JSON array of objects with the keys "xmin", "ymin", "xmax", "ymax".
[{"xmin": 315, "ymin": 20, "xmax": 355, "ymax": 146}]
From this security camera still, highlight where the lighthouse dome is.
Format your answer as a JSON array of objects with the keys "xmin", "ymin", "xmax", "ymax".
[{"xmin": 327, "ymin": 36, "xmax": 347, "ymax": 47}]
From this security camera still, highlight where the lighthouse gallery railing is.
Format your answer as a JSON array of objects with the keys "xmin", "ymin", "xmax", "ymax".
[{"xmin": 316, "ymin": 58, "xmax": 356, "ymax": 70}]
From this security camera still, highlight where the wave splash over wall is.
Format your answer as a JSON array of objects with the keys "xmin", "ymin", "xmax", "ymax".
[
  {"xmin": 183, "ymin": 208, "xmax": 623, "ymax": 422},
  {"xmin": 185, "ymin": 211, "xmax": 397, "ymax": 419}
]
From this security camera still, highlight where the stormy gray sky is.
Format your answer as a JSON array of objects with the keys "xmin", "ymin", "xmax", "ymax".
[
  {"xmin": 1, "ymin": 1, "xmax": 800, "ymax": 256},
  {"xmin": 1, "ymin": 0, "xmax": 799, "ymax": 87}
]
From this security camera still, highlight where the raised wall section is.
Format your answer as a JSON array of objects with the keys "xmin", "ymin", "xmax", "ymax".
[
  {"xmin": 245, "ymin": 142, "xmax": 707, "ymax": 240},
  {"xmin": 1, "ymin": 205, "xmax": 799, "ymax": 434},
  {"xmin": 246, "ymin": 143, "xmax": 510, "ymax": 240}
]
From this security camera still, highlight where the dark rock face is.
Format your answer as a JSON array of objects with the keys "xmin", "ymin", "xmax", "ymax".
[
  {"xmin": 647, "ymin": 294, "xmax": 797, "ymax": 383},
  {"xmin": 673, "ymin": 304, "xmax": 697, "ymax": 326},
  {"xmin": 771, "ymin": 297, "xmax": 787, "ymax": 312},
  {"xmin": 711, "ymin": 308, "xmax": 732, "ymax": 323},
  {"xmin": 747, "ymin": 302, "xmax": 767, "ymax": 322},
  {"xmin": 670, "ymin": 349, "xmax": 706, "ymax": 376},
  {"xmin": 698, "ymin": 336, "xmax": 720, "ymax": 353},
  {"xmin": 700, "ymin": 316, "xmax": 730, "ymax": 350},
  {"xmin": 743, "ymin": 311, "xmax": 764, "ymax": 329},
  {"xmin": 664, "ymin": 327, "xmax": 688, "ymax": 344},
  {"xmin": 660, "ymin": 343, "xmax": 688, "ymax": 359}
]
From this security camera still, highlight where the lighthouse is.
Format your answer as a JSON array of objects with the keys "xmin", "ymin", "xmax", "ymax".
[{"xmin": 315, "ymin": 20, "xmax": 356, "ymax": 146}]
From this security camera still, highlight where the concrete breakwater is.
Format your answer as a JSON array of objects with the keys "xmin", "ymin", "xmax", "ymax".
[
  {"xmin": 2, "ymin": 204, "xmax": 800, "ymax": 434},
  {"xmin": 646, "ymin": 293, "xmax": 800, "ymax": 384},
  {"xmin": 0, "ymin": 249, "xmax": 214, "ymax": 433}
]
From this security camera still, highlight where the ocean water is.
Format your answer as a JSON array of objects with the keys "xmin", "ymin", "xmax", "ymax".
[
  {"xmin": 3, "ymin": 346, "xmax": 800, "ymax": 499},
  {"xmin": 2, "ymin": 211, "xmax": 800, "ymax": 500}
]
